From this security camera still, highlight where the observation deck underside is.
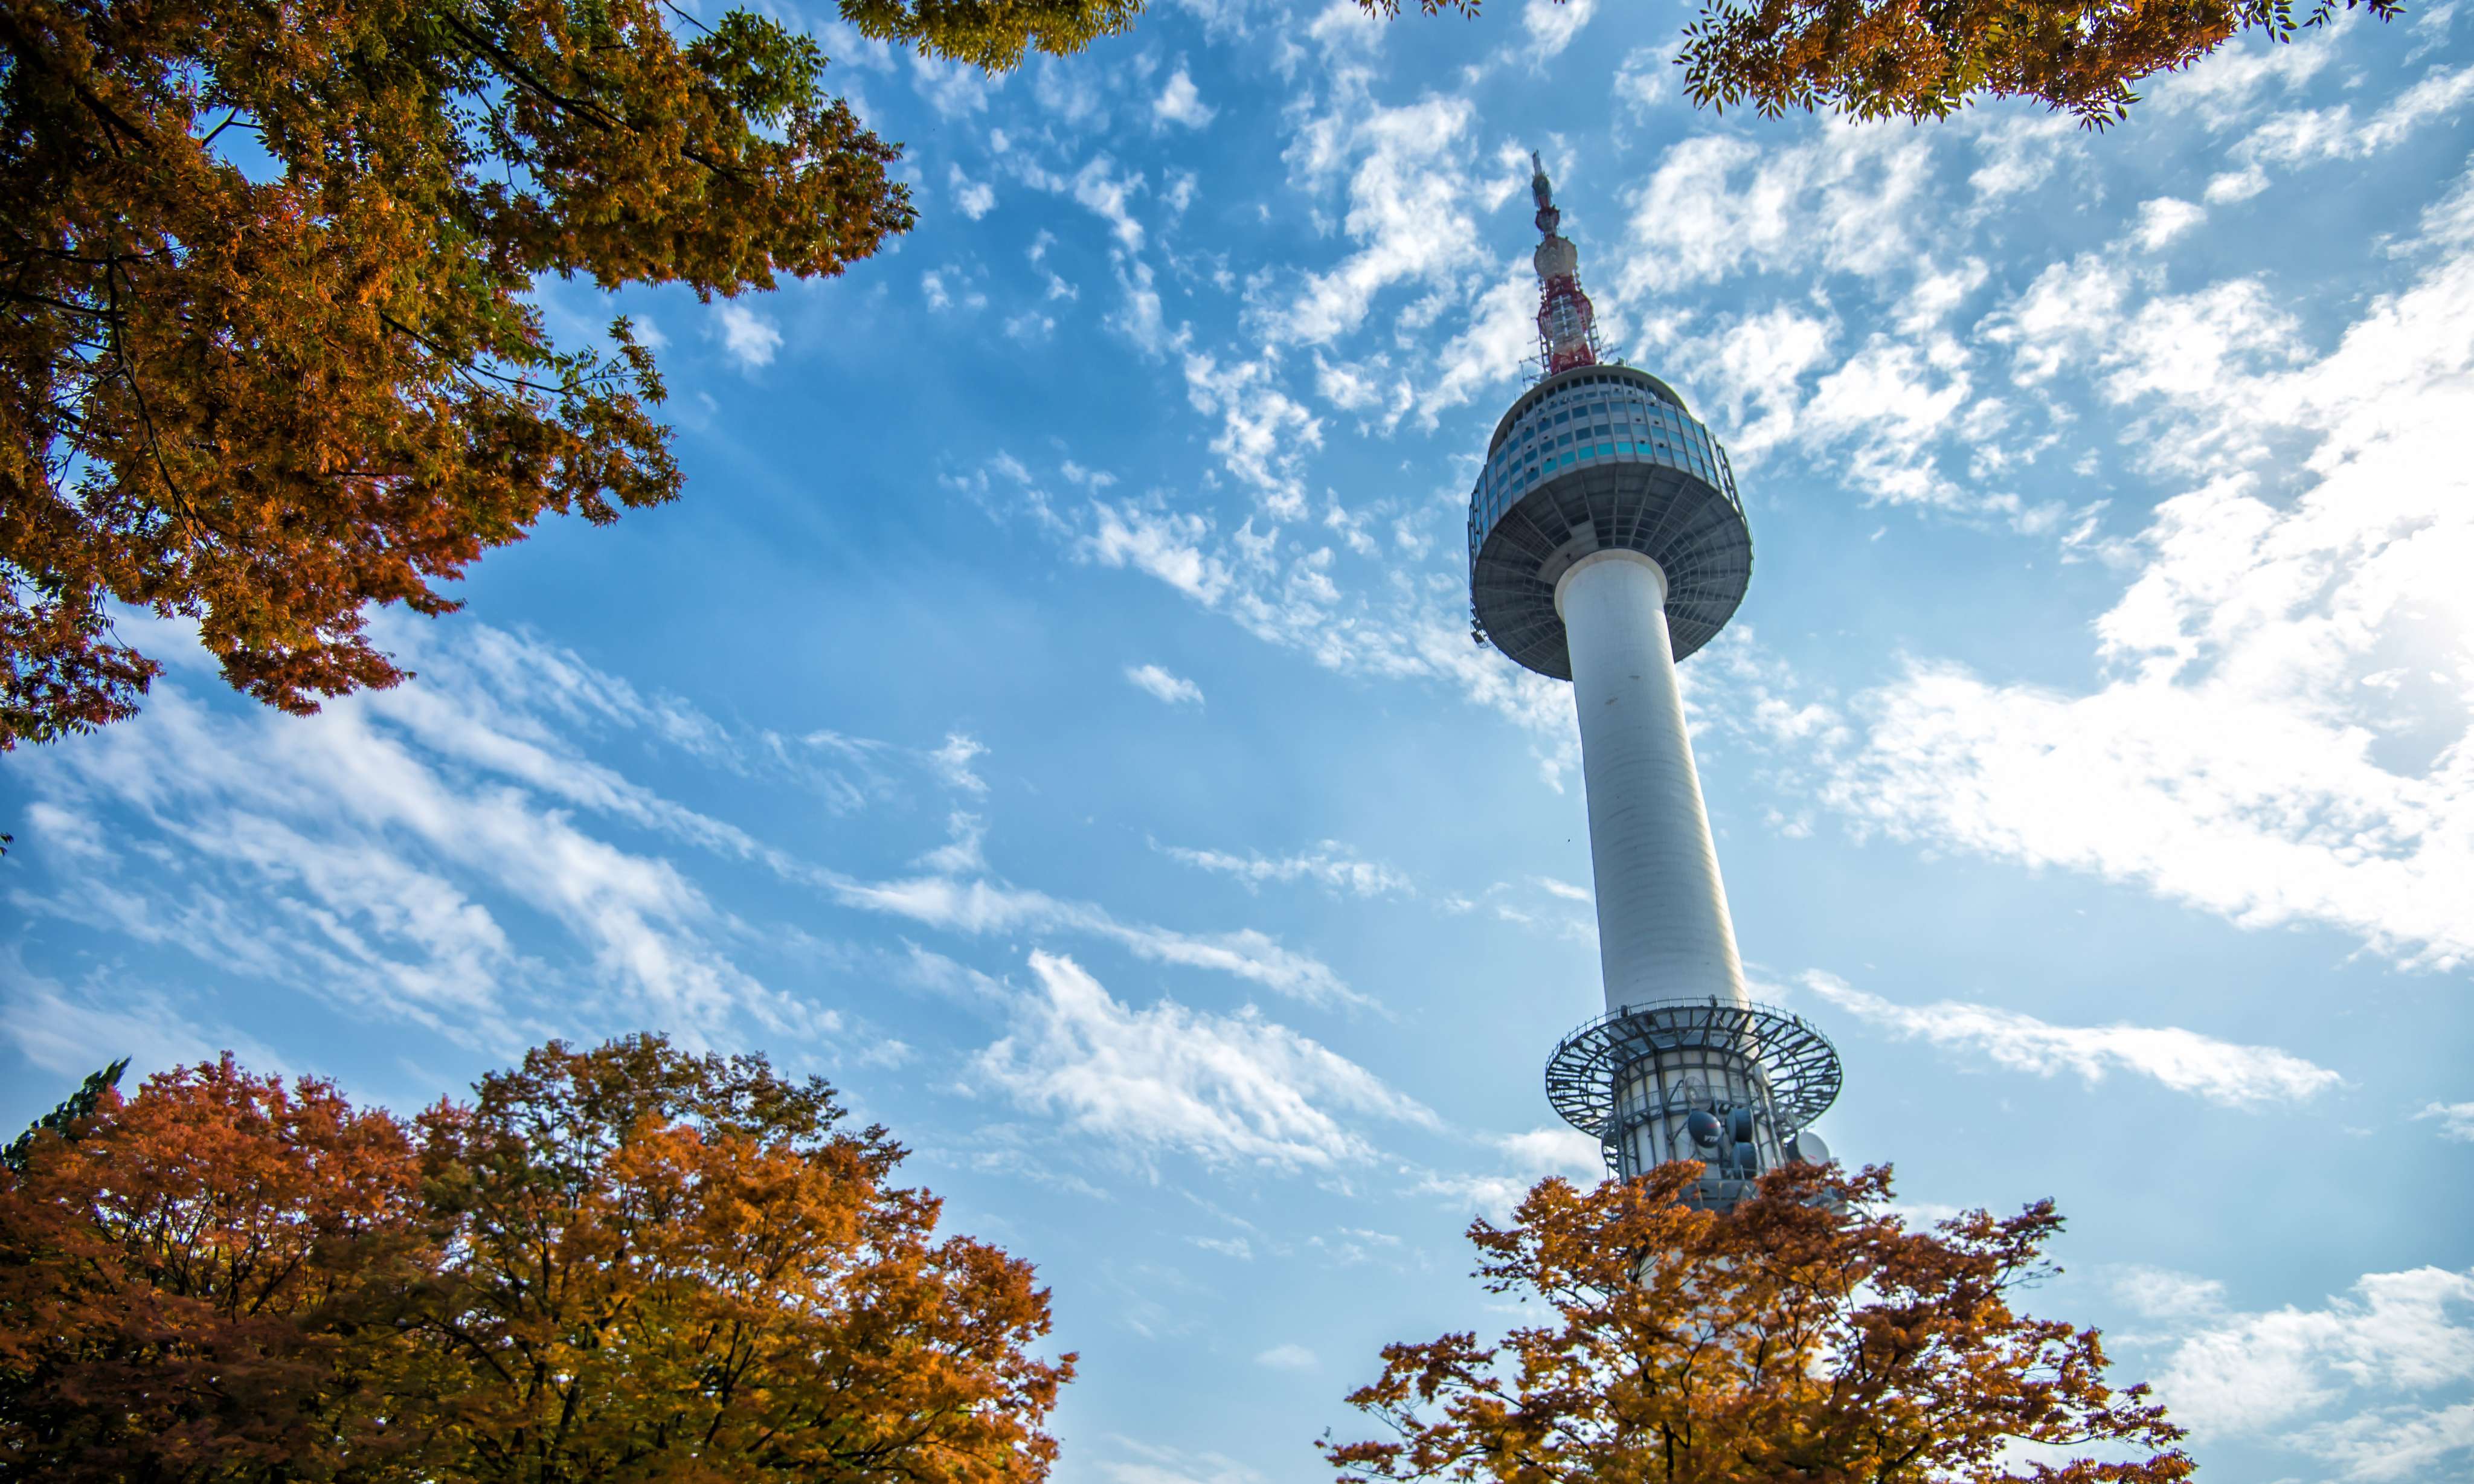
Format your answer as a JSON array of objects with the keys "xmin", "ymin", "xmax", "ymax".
[{"xmin": 1468, "ymin": 367, "xmax": 1752, "ymax": 679}]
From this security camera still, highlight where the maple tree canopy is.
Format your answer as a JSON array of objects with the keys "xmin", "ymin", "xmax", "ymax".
[
  {"xmin": 0, "ymin": 1036, "xmax": 1074, "ymax": 1484},
  {"xmin": 0, "ymin": 0, "xmax": 1133, "ymax": 751},
  {"xmin": 1357, "ymin": 0, "xmax": 2394, "ymax": 126},
  {"xmin": 1326, "ymin": 1161, "xmax": 2194, "ymax": 1484}
]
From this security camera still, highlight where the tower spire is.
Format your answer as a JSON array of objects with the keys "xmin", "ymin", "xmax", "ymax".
[{"xmin": 1529, "ymin": 151, "xmax": 1600, "ymax": 377}]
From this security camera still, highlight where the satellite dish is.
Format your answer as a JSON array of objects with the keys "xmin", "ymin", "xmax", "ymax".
[
  {"xmin": 1786, "ymin": 1129, "xmax": 1831, "ymax": 1166},
  {"xmin": 1684, "ymin": 1110, "xmax": 1722, "ymax": 1148}
]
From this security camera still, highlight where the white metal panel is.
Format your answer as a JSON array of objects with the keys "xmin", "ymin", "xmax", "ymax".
[{"xmin": 1555, "ymin": 550, "xmax": 1747, "ymax": 1015}]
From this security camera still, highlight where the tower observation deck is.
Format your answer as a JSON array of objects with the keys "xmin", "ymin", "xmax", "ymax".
[{"xmin": 1472, "ymin": 155, "xmax": 1842, "ymax": 1209}]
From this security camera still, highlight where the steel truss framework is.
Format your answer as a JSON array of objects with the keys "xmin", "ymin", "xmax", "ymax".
[{"xmin": 1544, "ymin": 997, "xmax": 1843, "ymax": 1172}]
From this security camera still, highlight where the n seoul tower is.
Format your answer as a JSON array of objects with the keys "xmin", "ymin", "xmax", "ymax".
[{"xmin": 1469, "ymin": 154, "xmax": 1843, "ymax": 1209}]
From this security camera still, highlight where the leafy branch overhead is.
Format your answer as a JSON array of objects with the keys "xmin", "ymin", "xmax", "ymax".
[
  {"xmin": 0, "ymin": 0, "xmax": 1126, "ymax": 751},
  {"xmin": 1357, "ymin": 0, "xmax": 2396, "ymax": 126}
]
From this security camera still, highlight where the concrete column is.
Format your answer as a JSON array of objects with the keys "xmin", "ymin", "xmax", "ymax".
[{"xmin": 1555, "ymin": 550, "xmax": 1746, "ymax": 1014}]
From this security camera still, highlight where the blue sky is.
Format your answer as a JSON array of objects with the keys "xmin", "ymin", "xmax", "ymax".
[{"xmin": 7, "ymin": 2, "xmax": 2474, "ymax": 1479}]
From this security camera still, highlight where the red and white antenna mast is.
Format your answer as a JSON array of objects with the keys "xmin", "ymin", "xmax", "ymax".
[{"xmin": 1530, "ymin": 151, "xmax": 1601, "ymax": 379}]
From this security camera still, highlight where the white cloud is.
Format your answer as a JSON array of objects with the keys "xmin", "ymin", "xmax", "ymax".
[
  {"xmin": 1153, "ymin": 68, "xmax": 1216, "ymax": 129},
  {"xmin": 1521, "ymin": 0, "xmax": 1595, "ymax": 61},
  {"xmin": 914, "ymin": 811, "xmax": 989, "ymax": 875},
  {"xmin": 928, "ymin": 732, "xmax": 989, "ymax": 794},
  {"xmin": 1084, "ymin": 501, "xmax": 1231, "ymax": 602},
  {"xmin": 1529, "ymin": 875, "xmax": 1590, "ymax": 903},
  {"xmin": 1126, "ymin": 663, "xmax": 1206, "ymax": 705},
  {"xmin": 1813, "ymin": 187, "xmax": 2474, "ymax": 969},
  {"xmin": 910, "ymin": 53, "xmax": 1001, "ymax": 117},
  {"xmin": 971, "ymin": 951, "xmax": 1431, "ymax": 1168},
  {"xmin": 1260, "ymin": 90, "xmax": 1488, "ymax": 347},
  {"xmin": 1073, "ymin": 155, "xmax": 1148, "ymax": 250},
  {"xmin": 1964, "ymin": 108, "xmax": 2077, "ymax": 200},
  {"xmin": 948, "ymin": 164, "xmax": 997, "ymax": 219},
  {"xmin": 2211, "ymin": 60, "xmax": 2474, "ymax": 197},
  {"xmin": 1181, "ymin": 352, "xmax": 1323, "ymax": 518},
  {"xmin": 2110, "ymin": 1264, "xmax": 2231, "ymax": 1320},
  {"xmin": 1803, "ymin": 972, "xmax": 2342, "ymax": 1107},
  {"xmin": 1495, "ymin": 1123, "xmax": 1604, "ymax": 1176},
  {"xmin": 972, "ymin": 451, "xmax": 1580, "ymax": 788},
  {"xmin": 2417, "ymin": 1100, "xmax": 2474, "ymax": 1140},
  {"xmin": 1094, "ymin": 1440, "xmax": 1265, "ymax": 1484},
  {"xmin": 1255, "ymin": 1342, "xmax": 1318, "ymax": 1369},
  {"xmin": 1107, "ymin": 254, "xmax": 1181, "ymax": 359},
  {"xmin": 2149, "ymin": 25, "xmax": 2342, "ymax": 127},
  {"xmin": 2154, "ymin": 1265, "xmax": 2474, "ymax": 1480},
  {"xmin": 1159, "ymin": 840, "xmax": 1411, "ymax": 898},
  {"xmin": 2134, "ymin": 196, "xmax": 2208, "ymax": 251},
  {"xmin": 1619, "ymin": 124, "xmax": 1933, "ymax": 297},
  {"xmin": 712, "ymin": 301, "xmax": 783, "ymax": 369},
  {"xmin": 826, "ymin": 873, "xmax": 1368, "ymax": 1011},
  {"xmin": 7, "ymin": 627, "xmax": 832, "ymax": 1050},
  {"xmin": 1614, "ymin": 43, "xmax": 1676, "ymax": 111},
  {"xmin": 1, "ymin": 953, "xmax": 281, "ymax": 1083},
  {"xmin": 1408, "ymin": 264, "xmax": 1538, "ymax": 431}
]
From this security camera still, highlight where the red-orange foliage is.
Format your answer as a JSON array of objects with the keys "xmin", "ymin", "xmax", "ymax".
[
  {"xmin": 413, "ymin": 1036, "xmax": 1075, "ymax": 1483},
  {"xmin": 0, "ymin": 1056, "xmax": 432, "ymax": 1481},
  {"xmin": 1352, "ymin": 0, "xmax": 2394, "ymax": 126},
  {"xmin": 1, "ymin": 0, "xmax": 908, "ymax": 748},
  {"xmin": 1676, "ymin": 0, "xmax": 2398, "ymax": 127},
  {"xmin": 1327, "ymin": 1161, "xmax": 2192, "ymax": 1484},
  {"xmin": 0, "ymin": 1036, "xmax": 1073, "ymax": 1484}
]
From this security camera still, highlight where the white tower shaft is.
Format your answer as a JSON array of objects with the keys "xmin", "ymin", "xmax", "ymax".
[{"xmin": 1555, "ymin": 550, "xmax": 1748, "ymax": 1015}]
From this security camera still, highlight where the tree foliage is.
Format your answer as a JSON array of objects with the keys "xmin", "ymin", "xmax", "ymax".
[
  {"xmin": 413, "ymin": 1036, "xmax": 1075, "ymax": 1483},
  {"xmin": 1354, "ymin": 0, "xmax": 2394, "ymax": 126},
  {"xmin": 1326, "ymin": 1161, "xmax": 2192, "ymax": 1484},
  {"xmin": 0, "ymin": 1056, "xmax": 434, "ymax": 1482},
  {"xmin": 0, "ymin": 1036, "xmax": 1072, "ymax": 1484},
  {"xmin": 0, "ymin": 1055, "xmax": 125, "ymax": 1170},
  {"xmin": 1676, "ymin": 0, "xmax": 2397, "ymax": 127},
  {"xmin": 0, "ymin": 0, "xmax": 1126, "ymax": 752}
]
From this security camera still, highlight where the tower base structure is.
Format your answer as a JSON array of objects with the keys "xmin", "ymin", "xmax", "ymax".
[{"xmin": 1546, "ymin": 998, "xmax": 1841, "ymax": 1207}]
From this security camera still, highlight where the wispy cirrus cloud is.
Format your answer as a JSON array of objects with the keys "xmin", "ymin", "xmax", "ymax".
[
  {"xmin": 1801, "ymin": 972, "xmax": 2341, "ymax": 1108},
  {"xmin": 1126, "ymin": 663, "xmax": 1206, "ymax": 705},
  {"xmin": 1157, "ymin": 839, "xmax": 1411, "ymax": 898},
  {"xmin": 827, "ymin": 872, "xmax": 1370, "ymax": 1011},
  {"xmin": 7, "ymin": 620, "xmax": 1367, "ymax": 1061},
  {"xmin": 969, "ymin": 951, "xmax": 1432, "ymax": 1169}
]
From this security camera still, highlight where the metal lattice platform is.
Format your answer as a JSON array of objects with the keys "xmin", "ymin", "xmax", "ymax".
[{"xmin": 1544, "ymin": 997, "xmax": 1842, "ymax": 1148}]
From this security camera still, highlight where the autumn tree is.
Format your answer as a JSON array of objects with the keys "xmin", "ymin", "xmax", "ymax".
[
  {"xmin": 1358, "ymin": 0, "xmax": 2394, "ymax": 126},
  {"xmin": 0, "ymin": 1055, "xmax": 124, "ymax": 1169},
  {"xmin": 0, "ymin": 1055, "xmax": 435, "ymax": 1483},
  {"xmin": 0, "ymin": 1036, "xmax": 1073, "ymax": 1483},
  {"xmin": 1672, "ymin": 0, "xmax": 2397, "ymax": 126},
  {"xmin": 1, "ymin": 0, "xmax": 1133, "ymax": 751},
  {"xmin": 411, "ymin": 1035, "xmax": 1075, "ymax": 1483},
  {"xmin": 1327, "ymin": 1161, "xmax": 2191, "ymax": 1484}
]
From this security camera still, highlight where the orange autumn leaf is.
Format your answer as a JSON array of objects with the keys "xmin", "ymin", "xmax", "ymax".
[
  {"xmin": 1325, "ymin": 1161, "xmax": 2193, "ymax": 1484},
  {"xmin": 2, "ymin": 0, "xmax": 1121, "ymax": 748},
  {"xmin": 0, "ymin": 1036, "xmax": 1073, "ymax": 1484}
]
